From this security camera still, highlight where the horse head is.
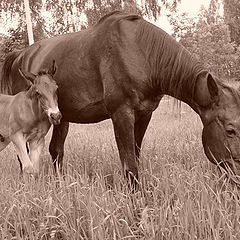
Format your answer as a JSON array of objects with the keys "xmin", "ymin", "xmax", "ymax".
[
  {"xmin": 18, "ymin": 60, "xmax": 62, "ymax": 125},
  {"xmin": 196, "ymin": 73, "xmax": 240, "ymax": 181}
]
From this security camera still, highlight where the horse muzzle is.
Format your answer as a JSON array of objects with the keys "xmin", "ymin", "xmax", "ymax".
[{"xmin": 49, "ymin": 111, "xmax": 62, "ymax": 125}]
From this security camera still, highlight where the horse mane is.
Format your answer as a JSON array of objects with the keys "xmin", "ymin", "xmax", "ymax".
[
  {"xmin": 97, "ymin": 11, "xmax": 206, "ymax": 99},
  {"xmin": 135, "ymin": 19, "xmax": 206, "ymax": 99},
  {"xmin": 97, "ymin": 10, "xmax": 140, "ymax": 25}
]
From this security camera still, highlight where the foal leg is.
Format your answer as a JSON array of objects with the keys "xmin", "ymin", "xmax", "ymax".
[
  {"xmin": 29, "ymin": 138, "xmax": 45, "ymax": 174},
  {"xmin": 49, "ymin": 121, "xmax": 69, "ymax": 173},
  {"xmin": 17, "ymin": 155, "xmax": 23, "ymax": 173},
  {"xmin": 111, "ymin": 105, "xmax": 138, "ymax": 186},
  {"xmin": 17, "ymin": 143, "xmax": 29, "ymax": 174},
  {"xmin": 12, "ymin": 133, "xmax": 35, "ymax": 175},
  {"xmin": 134, "ymin": 113, "xmax": 152, "ymax": 161}
]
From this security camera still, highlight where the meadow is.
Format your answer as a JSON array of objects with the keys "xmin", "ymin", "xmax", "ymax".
[{"xmin": 0, "ymin": 96, "xmax": 240, "ymax": 240}]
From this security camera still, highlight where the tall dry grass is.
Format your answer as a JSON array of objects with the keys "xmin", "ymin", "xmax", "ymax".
[{"xmin": 0, "ymin": 97, "xmax": 239, "ymax": 240}]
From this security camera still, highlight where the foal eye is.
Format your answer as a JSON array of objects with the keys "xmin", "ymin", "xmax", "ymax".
[{"xmin": 36, "ymin": 91, "xmax": 41, "ymax": 97}]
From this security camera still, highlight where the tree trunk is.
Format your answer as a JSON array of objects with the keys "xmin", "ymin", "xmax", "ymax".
[{"xmin": 24, "ymin": 0, "xmax": 34, "ymax": 45}]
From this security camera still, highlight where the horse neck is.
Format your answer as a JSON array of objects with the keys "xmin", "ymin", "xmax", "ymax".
[
  {"xmin": 143, "ymin": 45, "xmax": 205, "ymax": 112},
  {"xmin": 135, "ymin": 22, "xmax": 207, "ymax": 113},
  {"xmin": 152, "ymin": 65, "xmax": 207, "ymax": 115}
]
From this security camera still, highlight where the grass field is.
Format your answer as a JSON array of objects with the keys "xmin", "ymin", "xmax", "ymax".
[{"xmin": 0, "ymin": 96, "xmax": 240, "ymax": 240}]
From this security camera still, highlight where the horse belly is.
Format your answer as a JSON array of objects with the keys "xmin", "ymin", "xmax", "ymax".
[{"xmin": 62, "ymin": 100, "xmax": 109, "ymax": 123}]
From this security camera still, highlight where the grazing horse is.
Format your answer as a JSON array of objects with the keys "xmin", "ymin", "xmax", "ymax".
[
  {"xmin": 1, "ymin": 11, "xmax": 240, "ymax": 185},
  {"xmin": 0, "ymin": 61, "xmax": 61, "ymax": 175}
]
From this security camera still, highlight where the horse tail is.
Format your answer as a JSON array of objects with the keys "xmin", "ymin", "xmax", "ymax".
[{"xmin": 1, "ymin": 51, "xmax": 21, "ymax": 94}]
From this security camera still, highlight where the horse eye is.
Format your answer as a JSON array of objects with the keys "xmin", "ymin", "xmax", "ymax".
[
  {"xmin": 36, "ymin": 91, "xmax": 41, "ymax": 96},
  {"xmin": 226, "ymin": 128, "xmax": 236, "ymax": 137}
]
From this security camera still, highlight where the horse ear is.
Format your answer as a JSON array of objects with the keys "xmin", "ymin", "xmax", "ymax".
[
  {"xmin": 48, "ymin": 60, "xmax": 57, "ymax": 76},
  {"xmin": 207, "ymin": 74, "xmax": 219, "ymax": 99},
  {"xmin": 18, "ymin": 68, "xmax": 36, "ymax": 83}
]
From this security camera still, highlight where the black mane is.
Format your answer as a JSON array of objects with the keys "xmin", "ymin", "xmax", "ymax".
[
  {"xmin": 135, "ymin": 18, "xmax": 206, "ymax": 98},
  {"xmin": 96, "ymin": 11, "xmax": 206, "ymax": 99},
  {"xmin": 97, "ymin": 10, "xmax": 141, "ymax": 25}
]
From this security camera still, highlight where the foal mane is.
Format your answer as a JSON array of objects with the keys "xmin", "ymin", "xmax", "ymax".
[
  {"xmin": 135, "ymin": 19, "xmax": 206, "ymax": 99},
  {"xmin": 34, "ymin": 70, "xmax": 57, "ymax": 87}
]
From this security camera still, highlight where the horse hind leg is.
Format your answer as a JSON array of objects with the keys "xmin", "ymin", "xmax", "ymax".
[{"xmin": 49, "ymin": 121, "xmax": 69, "ymax": 173}]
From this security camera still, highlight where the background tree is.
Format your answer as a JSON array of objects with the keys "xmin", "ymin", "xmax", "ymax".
[
  {"xmin": 168, "ymin": 0, "xmax": 239, "ymax": 79},
  {"xmin": 0, "ymin": 0, "xmax": 180, "ymax": 57},
  {"xmin": 223, "ymin": 0, "xmax": 240, "ymax": 45}
]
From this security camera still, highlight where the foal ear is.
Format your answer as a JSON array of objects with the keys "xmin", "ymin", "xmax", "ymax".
[
  {"xmin": 207, "ymin": 74, "xmax": 219, "ymax": 100},
  {"xmin": 48, "ymin": 60, "xmax": 57, "ymax": 77},
  {"xmin": 18, "ymin": 68, "xmax": 36, "ymax": 83}
]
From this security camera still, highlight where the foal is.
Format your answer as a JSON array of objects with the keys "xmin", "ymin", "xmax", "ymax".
[{"xmin": 0, "ymin": 61, "xmax": 62, "ymax": 175}]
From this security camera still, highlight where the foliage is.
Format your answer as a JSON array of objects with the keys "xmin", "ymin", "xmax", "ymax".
[
  {"xmin": 168, "ymin": 1, "xmax": 240, "ymax": 79},
  {"xmin": 84, "ymin": 0, "xmax": 142, "ymax": 27},
  {"xmin": 223, "ymin": 0, "xmax": 240, "ymax": 45},
  {"xmin": 0, "ymin": 0, "xmax": 180, "ymax": 55}
]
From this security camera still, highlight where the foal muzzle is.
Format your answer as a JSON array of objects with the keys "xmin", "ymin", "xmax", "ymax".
[{"xmin": 48, "ymin": 111, "xmax": 62, "ymax": 125}]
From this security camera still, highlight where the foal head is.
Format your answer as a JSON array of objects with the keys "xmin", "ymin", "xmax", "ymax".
[{"xmin": 19, "ymin": 60, "xmax": 62, "ymax": 125}]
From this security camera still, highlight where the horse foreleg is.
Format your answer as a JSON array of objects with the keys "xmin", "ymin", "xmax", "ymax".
[
  {"xmin": 111, "ymin": 105, "xmax": 138, "ymax": 186},
  {"xmin": 12, "ymin": 133, "xmax": 35, "ymax": 175},
  {"xmin": 17, "ymin": 143, "xmax": 29, "ymax": 174},
  {"xmin": 49, "ymin": 121, "xmax": 69, "ymax": 173},
  {"xmin": 28, "ymin": 138, "xmax": 45, "ymax": 174},
  {"xmin": 134, "ymin": 113, "xmax": 152, "ymax": 161},
  {"xmin": 17, "ymin": 155, "xmax": 23, "ymax": 173}
]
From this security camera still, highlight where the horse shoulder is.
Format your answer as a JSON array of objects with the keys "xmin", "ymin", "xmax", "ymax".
[{"xmin": 8, "ymin": 93, "xmax": 34, "ymax": 130}]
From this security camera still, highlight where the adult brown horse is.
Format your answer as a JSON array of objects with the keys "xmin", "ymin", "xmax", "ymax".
[{"xmin": 2, "ymin": 11, "xmax": 240, "ymax": 185}]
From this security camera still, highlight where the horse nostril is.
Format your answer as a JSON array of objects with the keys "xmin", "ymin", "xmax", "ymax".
[
  {"xmin": 50, "ymin": 112, "xmax": 62, "ymax": 121},
  {"xmin": 50, "ymin": 113, "xmax": 55, "ymax": 119}
]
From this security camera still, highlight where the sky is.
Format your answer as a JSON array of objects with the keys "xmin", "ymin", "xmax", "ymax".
[
  {"xmin": 0, "ymin": 0, "xmax": 212, "ymax": 36},
  {"xmin": 179, "ymin": 0, "xmax": 211, "ymax": 15}
]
